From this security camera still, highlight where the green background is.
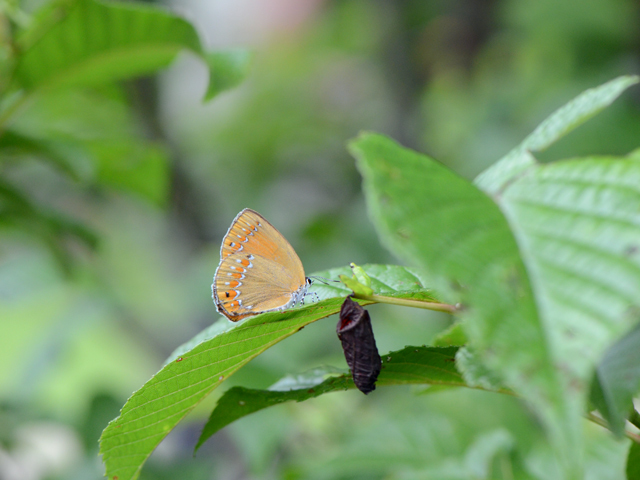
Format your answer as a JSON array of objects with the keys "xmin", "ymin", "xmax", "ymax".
[{"xmin": 1, "ymin": 0, "xmax": 639, "ymax": 479}]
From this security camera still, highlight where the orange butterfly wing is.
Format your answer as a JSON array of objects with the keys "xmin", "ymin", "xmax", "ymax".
[{"xmin": 213, "ymin": 209, "xmax": 307, "ymax": 321}]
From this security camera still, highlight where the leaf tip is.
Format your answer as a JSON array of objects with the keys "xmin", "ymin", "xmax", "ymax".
[{"xmin": 202, "ymin": 49, "xmax": 252, "ymax": 102}]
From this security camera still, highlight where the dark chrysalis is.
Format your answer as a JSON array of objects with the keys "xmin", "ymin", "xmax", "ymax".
[{"xmin": 337, "ymin": 296, "xmax": 382, "ymax": 394}]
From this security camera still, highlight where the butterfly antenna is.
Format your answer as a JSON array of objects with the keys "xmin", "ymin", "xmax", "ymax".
[
  {"xmin": 303, "ymin": 276, "xmax": 338, "ymax": 305},
  {"xmin": 308, "ymin": 275, "xmax": 340, "ymax": 286}
]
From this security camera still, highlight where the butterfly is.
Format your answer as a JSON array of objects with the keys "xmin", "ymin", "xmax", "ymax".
[{"xmin": 212, "ymin": 208, "xmax": 311, "ymax": 321}]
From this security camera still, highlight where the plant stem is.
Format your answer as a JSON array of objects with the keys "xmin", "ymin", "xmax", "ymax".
[
  {"xmin": 586, "ymin": 412, "xmax": 640, "ymax": 444},
  {"xmin": 351, "ymin": 292, "xmax": 457, "ymax": 314}
]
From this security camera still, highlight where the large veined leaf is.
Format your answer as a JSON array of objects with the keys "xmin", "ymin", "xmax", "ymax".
[
  {"xmin": 10, "ymin": 0, "xmax": 249, "ymax": 99},
  {"xmin": 196, "ymin": 345, "xmax": 469, "ymax": 451},
  {"xmin": 99, "ymin": 264, "xmax": 440, "ymax": 480},
  {"xmin": 349, "ymin": 76, "xmax": 640, "ymax": 478},
  {"xmin": 500, "ymin": 154, "xmax": 640, "ymax": 434},
  {"xmin": 349, "ymin": 133, "xmax": 579, "ymax": 475},
  {"xmin": 13, "ymin": 0, "xmax": 198, "ymax": 90},
  {"xmin": 478, "ymin": 80, "xmax": 640, "ymax": 442}
]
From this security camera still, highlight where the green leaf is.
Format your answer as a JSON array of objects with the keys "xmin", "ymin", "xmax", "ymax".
[
  {"xmin": 311, "ymin": 263, "xmax": 438, "ymax": 302},
  {"xmin": 10, "ymin": 0, "xmax": 249, "ymax": 100},
  {"xmin": 432, "ymin": 322, "xmax": 467, "ymax": 347},
  {"xmin": 476, "ymin": 75, "xmax": 640, "ymax": 194},
  {"xmin": 203, "ymin": 50, "xmax": 253, "ymax": 101},
  {"xmin": 0, "ymin": 130, "xmax": 85, "ymax": 180},
  {"xmin": 499, "ymin": 154, "xmax": 640, "ymax": 429},
  {"xmin": 627, "ymin": 442, "xmax": 640, "ymax": 480},
  {"xmin": 195, "ymin": 346, "xmax": 463, "ymax": 451},
  {"xmin": 591, "ymin": 320, "xmax": 640, "ymax": 436},
  {"xmin": 459, "ymin": 429, "xmax": 515, "ymax": 480},
  {"xmin": 99, "ymin": 263, "xmax": 434, "ymax": 480},
  {"xmin": 164, "ymin": 317, "xmax": 237, "ymax": 366},
  {"xmin": 0, "ymin": 130, "xmax": 170, "ymax": 205},
  {"xmin": 7, "ymin": 88, "xmax": 170, "ymax": 204},
  {"xmin": 92, "ymin": 140, "xmax": 169, "ymax": 206},
  {"xmin": 100, "ymin": 299, "xmax": 346, "ymax": 480},
  {"xmin": 0, "ymin": 177, "xmax": 98, "ymax": 263},
  {"xmin": 13, "ymin": 0, "xmax": 199, "ymax": 90},
  {"xmin": 349, "ymin": 132, "xmax": 578, "ymax": 475},
  {"xmin": 455, "ymin": 347, "xmax": 506, "ymax": 392}
]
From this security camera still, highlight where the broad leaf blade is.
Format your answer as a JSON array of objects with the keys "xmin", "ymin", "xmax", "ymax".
[
  {"xmin": 476, "ymin": 75, "xmax": 639, "ymax": 194},
  {"xmin": 501, "ymin": 155, "xmax": 640, "ymax": 367},
  {"xmin": 349, "ymin": 132, "xmax": 578, "ymax": 475},
  {"xmin": 11, "ymin": 0, "xmax": 249, "ymax": 100},
  {"xmin": 100, "ymin": 263, "xmax": 435, "ymax": 480},
  {"xmin": 196, "ymin": 346, "xmax": 463, "ymax": 450},
  {"xmin": 100, "ymin": 299, "xmax": 345, "ymax": 480},
  {"xmin": 495, "ymin": 153, "xmax": 640, "ymax": 476},
  {"xmin": 14, "ymin": 0, "xmax": 201, "ymax": 91},
  {"xmin": 498, "ymin": 154, "xmax": 640, "ymax": 438}
]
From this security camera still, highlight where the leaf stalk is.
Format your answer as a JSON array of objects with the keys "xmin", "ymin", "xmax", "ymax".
[
  {"xmin": 586, "ymin": 412, "xmax": 640, "ymax": 444},
  {"xmin": 351, "ymin": 292, "xmax": 457, "ymax": 314}
]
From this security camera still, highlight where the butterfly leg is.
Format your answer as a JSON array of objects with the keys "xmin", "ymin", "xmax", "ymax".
[{"xmin": 301, "ymin": 291, "xmax": 319, "ymax": 305}]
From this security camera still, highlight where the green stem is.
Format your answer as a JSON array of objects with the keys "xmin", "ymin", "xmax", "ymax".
[
  {"xmin": 586, "ymin": 412, "xmax": 640, "ymax": 444},
  {"xmin": 351, "ymin": 292, "xmax": 457, "ymax": 314}
]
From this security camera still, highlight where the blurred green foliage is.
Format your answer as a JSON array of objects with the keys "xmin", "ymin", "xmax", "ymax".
[{"xmin": 1, "ymin": 0, "xmax": 639, "ymax": 479}]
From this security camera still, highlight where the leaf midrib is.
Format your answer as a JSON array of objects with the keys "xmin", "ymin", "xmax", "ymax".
[{"xmin": 20, "ymin": 43, "xmax": 186, "ymax": 91}]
